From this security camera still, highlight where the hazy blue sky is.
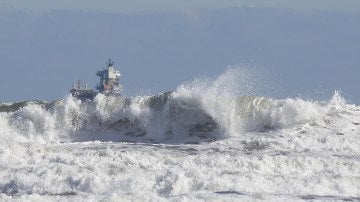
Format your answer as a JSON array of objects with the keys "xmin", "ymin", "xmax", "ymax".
[
  {"xmin": 0, "ymin": 1, "xmax": 359, "ymax": 103},
  {"xmin": 2, "ymin": 0, "xmax": 360, "ymax": 13}
]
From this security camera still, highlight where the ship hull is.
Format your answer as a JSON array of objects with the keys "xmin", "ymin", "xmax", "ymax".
[{"xmin": 70, "ymin": 89, "xmax": 98, "ymax": 101}]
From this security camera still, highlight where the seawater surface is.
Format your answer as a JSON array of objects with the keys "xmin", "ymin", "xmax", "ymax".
[{"xmin": 1, "ymin": 69, "xmax": 359, "ymax": 201}]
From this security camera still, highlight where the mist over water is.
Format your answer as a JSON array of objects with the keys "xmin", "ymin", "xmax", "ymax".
[{"xmin": 0, "ymin": 68, "xmax": 359, "ymax": 201}]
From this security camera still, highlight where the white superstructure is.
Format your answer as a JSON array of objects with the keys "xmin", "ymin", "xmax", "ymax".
[{"xmin": 96, "ymin": 59, "xmax": 122, "ymax": 95}]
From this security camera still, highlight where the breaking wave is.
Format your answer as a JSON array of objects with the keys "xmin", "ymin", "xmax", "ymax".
[{"xmin": 0, "ymin": 69, "xmax": 358, "ymax": 145}]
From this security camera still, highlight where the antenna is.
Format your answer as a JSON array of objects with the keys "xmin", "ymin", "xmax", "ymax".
[{"xmin": 107, "ymin": 58, "xmax": 114, "ymax": 67}]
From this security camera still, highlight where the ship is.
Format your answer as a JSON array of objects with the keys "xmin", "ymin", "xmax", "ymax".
[
  {"xmin": 69, "ymin": 81, "xmax": 98, "ymax": 101},
  {"xmin": 70, "ymin": 59, "xmax": 123, "ymax": 101}
]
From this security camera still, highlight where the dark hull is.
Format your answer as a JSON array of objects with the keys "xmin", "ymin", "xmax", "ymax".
[{"xmin": 70, "ymin": 89, "xmax": 98, "ymax": 101}]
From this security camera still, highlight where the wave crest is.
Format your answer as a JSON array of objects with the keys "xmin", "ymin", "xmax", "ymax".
[{"xmin": 0, "ymin": 69, "xmax": 358, "ymax": 144}]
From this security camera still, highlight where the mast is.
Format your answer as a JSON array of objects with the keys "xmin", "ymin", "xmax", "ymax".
[{"xmin": 107, "ymin": 58, "xmax": 114, "ymax": 67}]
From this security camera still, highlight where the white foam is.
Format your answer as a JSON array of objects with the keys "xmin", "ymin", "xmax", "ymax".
[{"xmin": 0, "ymin": 68, "xmax": 359, "ymax": 200}]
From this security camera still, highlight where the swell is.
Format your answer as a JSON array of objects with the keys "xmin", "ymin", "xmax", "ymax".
[
  {"xmin": 0, "ymin": 100, "xmax": 49, "ymax": 113},
  {"xmin": 0, "ymin": 89, "xmax": 358, "ymax": 145}
]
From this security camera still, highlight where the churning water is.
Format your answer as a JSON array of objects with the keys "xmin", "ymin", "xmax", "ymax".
[{"xmin": 1, "ymin": 69, "xmax": 359, "ymax": 201}]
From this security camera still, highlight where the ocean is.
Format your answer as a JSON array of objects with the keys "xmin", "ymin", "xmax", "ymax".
[{"xmin": 0, "ymin": 69, "xmax": 359, "ymax": 201}]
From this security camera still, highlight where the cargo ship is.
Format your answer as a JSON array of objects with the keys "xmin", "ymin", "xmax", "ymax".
[{"xmin": 70, "ymin": 59, "xmax": 122, "ymax": 100}]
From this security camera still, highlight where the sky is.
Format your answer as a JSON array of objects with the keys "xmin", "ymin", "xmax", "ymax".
[
  {"xmin": 2, "ymin": 0, "xmax": 360, "ymax": 13},
  {"xmin": 0, "ymin": 1, "xmax": 359, "ymax": 103}
]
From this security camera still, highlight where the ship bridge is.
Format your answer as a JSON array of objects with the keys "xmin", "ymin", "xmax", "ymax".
[{"xmin": 96, "ymin": 59, "xmax": 122, "ymax": 95}]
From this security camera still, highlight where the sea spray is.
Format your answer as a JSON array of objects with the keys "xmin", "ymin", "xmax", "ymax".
[
  {"xmin": 0, "ymin": 70, "xmax": 360, "ymax": 200},
  {"xmin": 172, "ymin": 67, "xmax": 264, "ymax": 137},
  {"xmin": 0, "ymin": 69, "xmax": 358, "ymax": 144}
]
